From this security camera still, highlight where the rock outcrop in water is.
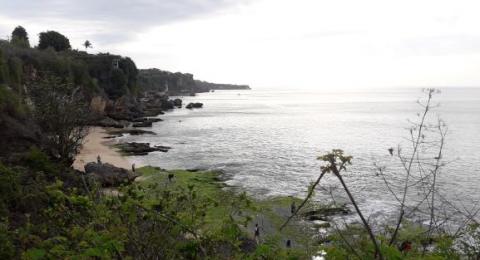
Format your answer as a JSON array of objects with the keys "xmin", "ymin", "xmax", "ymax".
[
  {"xmin": 186, "ymin": 102, "xmax": 203, "ymax": 109},
  {"xmin": 173, "ymin": 98, "xmax": 182, "ymax": 108},
  {"xmin": 131, "ymin": 117, "xmax": 163, "ymax": 127},
  {"xmin": 301, "ymin": 205, "xmax": 350, "ymax": 221},
  {"xmin": 116, "ymin": 142, "xmax": 171, "ymax": 155}
]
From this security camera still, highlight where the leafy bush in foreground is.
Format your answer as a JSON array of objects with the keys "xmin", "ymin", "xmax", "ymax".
[{"xmin": 0, "ymin": 148, "xmax": 309, "ymax": 259}]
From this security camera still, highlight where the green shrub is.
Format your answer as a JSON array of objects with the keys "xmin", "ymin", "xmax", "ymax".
[
  {"xmin": 0, "ymin": 220, "xmax": 15, "ymax": 259},
  {"xmin": 38, "ymin": 31, "xmax": 71, "ymax": 52},
  {"xmin": 8, "ymin": 56, "xmax": 23, "ymax": 92},
  {"xmin": 0, "ymin": 86, "xmax": 26, "ymax": 117},
  {"xmin": 0, "ymin": 163, "xmax": 20, "ymax": 216},
  {"xmin": 22, "ymin": 147, "xmax": 59, "ymax": 175},
  {"xmin": 0, "ymin": 49, "xmax": 9, "ymax": 84}
]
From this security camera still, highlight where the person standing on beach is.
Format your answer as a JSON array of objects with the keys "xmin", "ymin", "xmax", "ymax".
[
  {"xmin": 97, "ymin": 155, "xmax": 102, "ymax": 164},
  {"xmin": 132, "ymin": 163, "xmax": 136, "ymax": 172}
]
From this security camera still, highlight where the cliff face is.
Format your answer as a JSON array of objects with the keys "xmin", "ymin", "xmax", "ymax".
[
  {"xmin": 194, "ymin": 80, "xmax": 250, "ymax": 91},
  {"xmin": 0, "ymin": 40, "xmax": 146, "ymax": 122},
  {"xmin": 89, "ymin": 96, "xmax": 107, "ymax": 116},
  {"xmin": 138, "ymin": 68, "xmax": 196, "ymax": 95},
  {"xmin": 138, "ymin": 68, "xmax": 250, "ymax": 95}
]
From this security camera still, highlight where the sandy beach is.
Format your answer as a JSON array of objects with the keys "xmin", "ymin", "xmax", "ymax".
[{"xmin": 73, "ymin": 127, "xmax": 132, "ymax": 171}]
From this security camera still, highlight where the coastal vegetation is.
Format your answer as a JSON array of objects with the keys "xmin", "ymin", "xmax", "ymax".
[
  {"xmin": 0, "ymin": 153, "xmax": 311, "ymax": 258},
  {"xmin": 1, "ymin": 24, "xmax": 479, "ymax": 260},
  {"xmin": 38, "ymin": 31, "xmax": 71, "ymax": 52},
  {"xmin": 10, "ymin": 26, "xmax": 30, "ymax": 48}
]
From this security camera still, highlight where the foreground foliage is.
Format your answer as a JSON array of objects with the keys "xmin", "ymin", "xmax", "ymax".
[
  {"xmin": 2, "ymin": 24, "xmax": 478, "ymax": 259},
  {"xmin": 0, "ymin": 150, "xmax": 311, "ymax": 259}
]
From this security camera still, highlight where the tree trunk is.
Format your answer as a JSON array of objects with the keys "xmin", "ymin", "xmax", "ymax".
[{"xmin": 334, "ymin": 169, "xmax": 383, "ymax": 260}]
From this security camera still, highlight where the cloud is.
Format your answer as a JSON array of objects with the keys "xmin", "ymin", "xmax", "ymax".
[
  {"xmin": 398, "ymin": 35, "xmax": 480, "ymax": 57},
  {"xmin": 2, "ymin": 0, "xmax": 480, "ymax": 88},
  {"xmin": 1, "ymin": 0, "xmax": 247, "ymax": 24},
  {"xmin": 0, "ymin": 0, "xmax": 251, "ymax": 45}
]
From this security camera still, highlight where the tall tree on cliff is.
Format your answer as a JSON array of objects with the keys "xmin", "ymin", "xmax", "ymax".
[
  {"xmin": 10, "ymin": 26, "xmax": 30, "ymax": 48},
  {"xmin": 83, "ymin": 40, "xmax": 92, "ymax": 51},
  {"xmin": 38, "ymin": 31, "xmax": 71, "ymax": 52},
  {"xmin": 107, "ymin": 68, "xmax": 128, "ymax": 99}
]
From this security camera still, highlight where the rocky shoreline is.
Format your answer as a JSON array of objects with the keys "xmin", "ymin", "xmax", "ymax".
[
  {"xmin": 78, "ymin": 92, "xmax": 353, "ymax": 246},
  {"xmin": 89, "ymin": 91, "xmax": 203, "ymax": 158},
  {"xmin": 75, "ymin": 90, "xmax": 198, "ymax": 174},
  {"xmin": 91, "ymin": 91, "xmax": 198, "ymax": 128},
  {"xmin": 75, "ymin": 91, "xmax": 203, "ymax": 185},
  {"xmin": 79, "ymin": 160, "xmax": 351, "ymax": 247}
]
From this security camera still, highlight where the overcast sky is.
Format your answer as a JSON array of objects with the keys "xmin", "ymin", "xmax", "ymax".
[{"xmin": 1, "ymin": 0, "xmax": 480, "ymax": 89}]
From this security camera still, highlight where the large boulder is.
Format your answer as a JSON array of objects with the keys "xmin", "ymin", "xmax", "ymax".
[
  {"xmin": 90, "ymin": 96, "xmax": 107, "ymax": 116},
  {"xmin": 301, "ymin": 205, "xmax": 350, "ymax": 221},
  {"xmin": 186, "ymin": 102, "xmax": 203, "ymax": 109},
  {"xmin": 173, "ymin": 98, "xmax": 182, "ymax": 107},
  {"xmin": 161, "ymin": 100, "xmax": 175, "ymax": 110},
  {"xmin": 143, "ymin": 107, "xmax": 164, "ymax": 117},
  {"xmin": 131, "ymin": 117, "xmax": 163, "ymax": 127},
  {"xmin": 85, "ymin": 162, "xmax": 138, "ymax": 186},
  {"xmin": 116, "ymin": 142, "xmax": 171, "ymax": 156},
  {"xmin": 104, "ymin": 95, "xmax": 144, "ymax": 121}
]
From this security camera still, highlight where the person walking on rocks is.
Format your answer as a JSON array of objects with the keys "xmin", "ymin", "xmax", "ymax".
[
  {"xmin": 290, "ymin": 201, "xmax": 296, "ymax": 215},
  {"xmin": 132, "ymin": 163, "xmax": 136, "ymax": 172},
  {"xmin": 97, "ymin": 155, "xmax": 102, "ymax": 164},
  {"xmin": 254, "ymin": 223, "xmax": 260, "ymax": 244}
]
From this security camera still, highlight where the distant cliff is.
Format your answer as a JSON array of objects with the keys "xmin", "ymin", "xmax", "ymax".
[
  {"xmin": 194, "ymin": 80, "xmax": 251, "ymax": 91},
  {"xmin": 138, "ymin": 68, "xmax": 250, "ymax": 95},
  {"xmin": 138, "ymin": 68, "xmax": 196, "ymax": 95}
]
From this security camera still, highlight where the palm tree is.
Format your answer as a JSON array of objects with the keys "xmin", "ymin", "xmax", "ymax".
[{"xmin": 83, "ymin": 40, "xmax": 92, "ymax": 51}]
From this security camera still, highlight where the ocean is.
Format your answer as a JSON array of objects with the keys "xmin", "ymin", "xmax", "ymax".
[{"xmin": 119, "ymin": 88, "xmax": 480, "ymax": 221}]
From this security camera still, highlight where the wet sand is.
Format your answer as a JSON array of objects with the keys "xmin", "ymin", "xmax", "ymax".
[{"xmin": 73, "ymin": 127, "xmax": 131, "ymax": 171}]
